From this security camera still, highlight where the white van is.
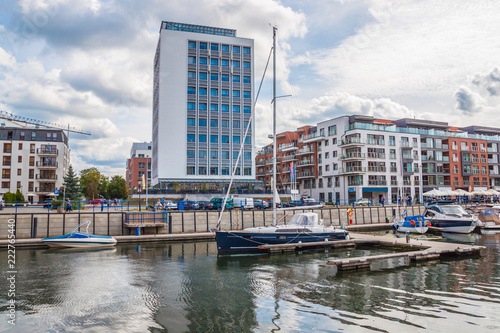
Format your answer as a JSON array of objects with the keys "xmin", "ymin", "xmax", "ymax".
[{"xmin": 233, "ymin": 197, "xmax": 254, "ymax": 210}]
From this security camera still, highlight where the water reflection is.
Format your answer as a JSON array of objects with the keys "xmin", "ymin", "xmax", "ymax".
[{"xmin": 1, "ymin": 234, "xmax": 500, "ymax": 332}]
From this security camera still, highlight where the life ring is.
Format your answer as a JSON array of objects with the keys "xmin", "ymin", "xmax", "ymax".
[
  {"xmin": 410, "ymin": 220, "xmax": 416, "ymax": 226},
  {"xmin": 348, "ymin": 209, "xmax": 354, "ymax": 217}
]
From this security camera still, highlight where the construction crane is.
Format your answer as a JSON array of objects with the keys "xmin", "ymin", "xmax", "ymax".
[{"xmin": 0, "ymin": 111, "xmax": 91, "ymax": 137}]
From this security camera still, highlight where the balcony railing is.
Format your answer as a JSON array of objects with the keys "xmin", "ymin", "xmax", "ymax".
[
  {"xmin": 35, "ymin": 174, "xmax": 58, "ymax": 180},
  {"xmin": 339, "ymin": 166, "xmax": 366, "ymax": 174},
  {"xmin": 36, "ymin": 161, "xmax": 58, "ymax": 168},
  {"xmin": 297, "ymin": 159, "xmax": 314, "ymax": 166},
  {"xmin": 282, "ymin": 155, "xmax": 297, "ymax": 162},
  {"xmin": 340, "ymin": 137, "xmax": 366, "ymax": 146},
  {"xmin": 340, "ymin": 152, "xmax": 365, "ymax": 160},
  {"xmin": 368, "ymin": 166, "xmax": 387, "ymax": 172},
  {"xmin": 301, "ymin": 133, "xmax": 325, "ymax": 142},
  {"xmin": 37, "ymin": 148, "xmax": 58, "ymax": 155},
  {"xmin": 296, "ymin": 172, "xmax": 315, "ymax": 179},
  {"xmin": 35, "ymin": 186, "xmax": 56, "ymax": 193},
  {"xmin": 368, "ymin": 180, "xmax": 387, "ymax": 186}
]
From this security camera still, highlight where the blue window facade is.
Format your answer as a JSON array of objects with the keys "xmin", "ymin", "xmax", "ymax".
[
  {"xmin": 221, "ymin": 89, "xmax": 229, "ymax": 96},
  {"xmin": 211, "ymin": 43, "xmax": 218, "ymax": 51},
  {"xmin": 210, "ymin": 73, "xmax": 218, "ymax": 81},
  {"xmin": 199, "ymin": 72, "xmax": 207, "ymax": 80},
  {"xmin": 243, "ymin": 91, "xmax": 251, "ymax": 98},
  {"xmin": 188, "ymin": 71, "xmax": 196, "ymax": 79},
  {"xmin": 199, "ymin": 42, "xmax": 207, "ymax": 49},
  {"xmin": 187, "ymin": 150, "xmax": 195, "ymax": 158},
  {"xmin": 210, "ymin": 119, "xmax": 218, "ymax": 127},
  {"xmin": 221, "ymin": 104, "xmax": 229, "ymax": 112},
  {"xmin": 243, "ymin": 106, "xmax": 251, "ymax": 113},
  {"xmin": 210, "ymin": 88, "xmax": 218, "ymax": 96},
  {"xmin": 233, "ymin": 136, "xmax": 240, "ymax": 144},
  {"xmin": 199, "ymin": 103, "xmax": 207, "ymax": 111},
  {"xmin": 199, "ymin": 88, "xmax": 207, "ymax": 95},
  {"xmin": 210, "ymin": 104, "xmax": 218, "ymax": 111},
  {"xmin": 233, "ymin": 46, "xmax": 240, "ymax": 53},
  {"xmin": 210, "ymin": 58, "xmax": 218, "ymax": 66},
  {"xmin": 222, "ymin": 44, "xmax": 229, "ymax": 51},
  {"xmin": 210, "ymin": 135, "xmax": 218, "ymax": 143},
  {"xmin": 243, "ymin": 47, "xmax": 250, "ymax": 54},
  {"xmin": 199, "ymin": 118, "xmax": 207, "ymax": 126},
  {"xmin": 232, "ymin": 90, "xmax": 240, "ymax": 97},
  {"xmin": 188, "ymin": 41, "xmax": 196, "ymax": 48},
  {"xmin": 187, "ymin": 118, "xmax": 195, "ymax": 126},
  {"xmin": 188, "ymin": 56, "xmax": 196, "ymax": 64},
  {"xmin": 199, "ymin": 57, "xmax": 207, "ymax": 64},
  {"xmin": 233, "ymin": 60, "xmax": 240, "ymax": 68},
  {"xmin": 221, "ymin": 135, "xmax": 229, "ymax": 143},
  {"xmin": 199, "ymin": 150, "xmax": 207, "ymax": 158},
  {"xmin": 221, "ymin": 74, "xmax": 229, "ymax": 81},
  {"xmin": 243, "ymin": 61, "xmax": 250, "ymax": 69},
  {"xmin": 221, "ymin": 59, "xmax": 229, "ymax": 66},
  {"xmin": 187, "ymin": 134, "xmax": 195, "ymax": 142},
  {"xmin": 187, "ymin": 86, "xmax": 196, "ymax": 94},
  {"xmin": 232, "ymin": 75, "xmax": 240, "ymax": 83},
  {"xmin": 232, "ymin": 105, "xmax": 240, "ymax": 113},
  {"xmin": 243, "ymin": 76, "xmax": 251, "ymax": 83},
  {"xmin": 199, "ymin": 134, "xmax": 207, "ymax": 143},
  {"xmin": 187, "ymin": 102, "xmax": 195, "ymax": 110}
]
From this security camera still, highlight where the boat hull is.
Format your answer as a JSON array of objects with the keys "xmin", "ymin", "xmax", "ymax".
[
  {"xmin": 42, "ymin": 232, "xmax": 117, "ymax": 248},
  {"xmin": 394, "ymin": 224, "xmax": 428, "ymax": 234},
  {"xmin": 216, "ymin": 230, "xmax": 349, "ymax": 254},
  {"xmin": 427, "ymin": 219, "xmax": 476, "ymax": 234}
]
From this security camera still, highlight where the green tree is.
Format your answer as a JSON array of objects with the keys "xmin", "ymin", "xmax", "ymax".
[
  {"xmin": 59, "ymin": 165, "xmax": 82, "ymax": 201},
  {"xmin": 99, "ymin": 175, "xmax": 109, "ymax": 199},
  {"xmin": 108, "ymin": 175, "xmax": 129, "ymax": 199},
  {"xmin": 80, "ymin": 167, "xmax": 101, "ymax": 200},
  {"xmin": 15, "ymin": 189, "xmax": 25, "ymax": 202}
]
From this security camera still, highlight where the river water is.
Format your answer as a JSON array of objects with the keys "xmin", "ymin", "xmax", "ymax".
[{"xmin": 1, "ymin": 232, "xmax": 500, "ymax": 332}]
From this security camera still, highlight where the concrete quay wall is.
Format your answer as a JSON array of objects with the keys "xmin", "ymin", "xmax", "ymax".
[{"xmin": 0, "ymin": 205, "xmax": 426, "ymax": 240}]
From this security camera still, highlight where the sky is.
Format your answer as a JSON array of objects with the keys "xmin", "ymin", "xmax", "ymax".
[{"xmin": 0, "ymin": 0, "xmax": 499, "ymax": 177}]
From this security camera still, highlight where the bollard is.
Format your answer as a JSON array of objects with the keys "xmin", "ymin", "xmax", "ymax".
[
  {"xmin": 406, "ymin": 231, "xmax": 410, "ymax": 243},
  {"xmin": 33, "ymin": 217, "xmax": 38, "ymax": 238}
]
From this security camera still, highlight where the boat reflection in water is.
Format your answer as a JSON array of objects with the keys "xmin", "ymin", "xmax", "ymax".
[{"xmin": 2, "ymin": 235, "xmax": 500, "ymax": 332}]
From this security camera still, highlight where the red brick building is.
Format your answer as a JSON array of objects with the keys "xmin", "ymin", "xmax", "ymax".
[{"xmin": 125, "ymin": 142, "xmax": 152, "ymax": 190}]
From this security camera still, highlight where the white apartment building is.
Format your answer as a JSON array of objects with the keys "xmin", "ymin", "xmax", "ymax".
[
  {"xmin": 0, "ymin": 126, "xmax": 69, "ymax": 202},
  {"xmin": 308, "ymin": 115, "xmax": 423, "ymax": 204},
  {"xmin": 152, "ymin": 21, "xmax": 256, "ymax": 191}
]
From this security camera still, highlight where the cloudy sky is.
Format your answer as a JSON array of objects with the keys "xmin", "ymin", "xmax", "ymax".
[{"xmin": 1, "ymin": 0, "xmax": 499, "ymax": 177}]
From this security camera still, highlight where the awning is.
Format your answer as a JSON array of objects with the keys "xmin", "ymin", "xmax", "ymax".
[{"xmin": 362, "ymin": 187, "xmax": 388, "ymax": 192}]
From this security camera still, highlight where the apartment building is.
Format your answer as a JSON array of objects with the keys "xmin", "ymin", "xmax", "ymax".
[
  {"xmin": 152, "ymin": 21, "xmax": 257, "ymax": 192},
  {"xmin": 126, "ymin": 142, "xmax": 152, "ymax": 190},
  {"xmin": 0, "ymin": 126, "xmax": 69, "ymax": 202},
  {"xmin": 256, "ymin": 115, "xmax": 500, "ymax": 204}
]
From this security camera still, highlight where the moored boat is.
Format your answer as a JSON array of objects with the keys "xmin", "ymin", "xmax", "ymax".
[
  {"xmin": 393, "ymin": 215, "xmax": 429, "ymax": 234},
  {"xmin": 216, "ymin": 212, "xmax": 349, "ymax": 254},
  {"xmin": 473, "ymin": 206, "xmax": 500, "ymax": 234},
  {"xmin": 42, "ymin": 221, "xmax": 117, "ymax": 248},
  {"xmin": 423, "ymin": 202, "xmax": 477, "ymax": 234}
]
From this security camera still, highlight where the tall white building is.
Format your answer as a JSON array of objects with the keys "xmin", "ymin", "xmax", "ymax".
[
  {"xmin": 152, "ymin": 21, "xmax": 256, "ymax": 191},
  {"xmin": 0, "ymin": 126, "xmax": 69, "ymax": 202}
]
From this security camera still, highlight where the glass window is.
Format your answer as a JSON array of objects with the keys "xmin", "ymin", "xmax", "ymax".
[
  {"xmin": 233, "ymin": 60, "xmax": 240, "ymax": 68},
  {"xmin": 188, "ymin": 41, "xmax": 196, "ymax": 48},
  {"xmin": 187, "ymin": 102, "xmax": 195, "ymax": 110},
  {"xmin": 199, "ymin": 118, "xmax": 207, "ymax": 126},
  {"xmin": 233, "ymin": 46, "xmax": 240, "ymax": 53},
  {"xmin": 221, "ymin": 59, "xmax": 229, "ymax": 66},
  {"xmin": 243, "ymin": 106, "xmax": 251, "ymax": 113},
  {"xmin": 188, "ymin": 71, "xmax": 196, "ymax": 79},
  {"xmin": 210, "ymin": 58, "xmax": 218, "ymax": 66},
  {"xmin": 233, "ymin": 151, "xmax": 239, "ymax": 160},
  {"xmin": 243, "ymin": 61, "xmax": 250, "ymax": 69},
  {"xmin": 221, "ymin": 74, "xmax": 229, "ymax": 81},
  {"xmin": 244, "ymin": 167, "xmax": 251, "ymax": 176},
  {"xmin": 233, "ymin": 120, "xmax": 240, "ymax": 128},
  {"xmin": 244, "ymin": 137, "xmax": 251, "ymax": 144},
  {"xmin": 187, "ymin": 86, "xmax": 196, "ymax": 94},
  {"xmin": 222, "ymin": 167, "xmax": 230, "ymax": 175},
  {"xmin": 232, "ymin": 105, "xmax": 240, "ymax": 113},
  {"xmin": 188, "ymin": 56, "xmax": 196, "ymax": 64},
  {"xmin": 187, "ymin": 166, "xmax": 195, "ymax": 175},
  {"xmin": 244, "ymin": 152, "xmax": 251, "ymax": 160},
  {"xmin": 210, "ymin": 88, "xmax": 218, "ymax": 96},
  {"xmin": 210, "ymin": 167, "xmax": 218, "ymax": 175},
  {"xmin": 210, "ymin": 43, "xmax": 218, "ymax": 51},
  {"xmin": 233, "ymin": 90, "xmax": 240, "ymax": 97},
  {"xmin": 222, "ymin": 44, "xmax": 229, "ymax": 52},
  {"xmin": 233, "ymin": 136, "xmax": 240, "ymax": 144},
  {"xmin": 210, "ymin": 73, "xmax": 218, "ymax": 81},
  {"xmin": 187, "ymin": 118, "xmax": 195, "ymax": 126},
  {"xmin": 199, "ymin": 42, "xmax": 207, "ymax": 49},
  {"xmin": 221, "ymin": 135, "xmax": 229, "ymax": 143},
  {"xmin": 187, "ymin": 150, "xmax": 195, "ymax": 158},
  {"xmin": 199, "ymin": 103, "xmax": 207, "ymax": 111},
  {"xmin": 187, "ymin": 134, "xmax": 195, "ymax": 142},
  {"xmin": 233, "ymin": 75, "xmax": 240, "ymax": 83},
  {"xmin": 243, "ymin": 47, "xmax": 250, "ymax": 54},
  {"xmin": 199, "ymin": 87, "xmax": 207, "ymax": 95},
  {"xmin": 211, "ymin": 151, "xmax": 218, "ymax": 159},
  {"xmin": 221, "ymin": 89, "xmax": 229, "ymax": 96},
  {"xmin": 222, "ymin": 151, "xmax": 230, "ymax": 159},
  {"xmin": 210, "ymin": 135, "xmax": 218, "ymax": 143},
  {"xmin": 210, "ymin": 119, "xmax": 218, "ymax": 127},
  {"xmin": 222, "ymin": 120, "xmax": 229, "ymax": 128},
  {"xmin": 199, "ymin": 166, "xmax": 207, "ymax": 175},
  {"xmin": 199, "ymin": 134, "xmax": 207, "ymax": 143},
  {"xmin": 221, "ymin": 104, "xmax": 229, "ymax": 112},
  {"xmin": 199, "ymin": 57, "xmax": 207, "ymax": 64},
  {"xmin": 243, "ymin": 91, "xmax": 251, "ymax": 98},
  {"xmin": 199, "ymin": 72, "xmax": 207, "ymax": 80},
  {"xmin": 199, "ymin": 150, "xmax": 207, "ymax": 158},
  {"xmin": 210, "ymin": 104, "xmax": 218, "ymax": 111},
  {"xmin": 243, "ymin": 76, "xmax": 251, "ymax": 83}
]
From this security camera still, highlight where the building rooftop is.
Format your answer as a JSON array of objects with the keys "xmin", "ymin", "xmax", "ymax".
[{"xmin": 161, "ymin": 21, "xmax": 236, "ymax": 37}]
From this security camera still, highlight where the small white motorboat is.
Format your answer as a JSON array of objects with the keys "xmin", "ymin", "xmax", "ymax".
[{"xmin": 42, "ymin": 221, "xmax": 117, "ymax": 248}]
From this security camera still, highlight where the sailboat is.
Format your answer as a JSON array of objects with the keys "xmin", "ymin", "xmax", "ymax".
[{"xmin": 215, "ymin": 27, "xmax": 349, "ymax": 254}]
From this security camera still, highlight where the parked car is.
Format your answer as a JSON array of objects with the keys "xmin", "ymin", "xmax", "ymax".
[
  {"xmin": 197, "ymin": 201, "xmax": 215, "ymax": 210},
  {"xmin": 164, "ymin": 201, "xmax": 178, "ymax": 210},
  {"xmin": 354, "ymin": 198, "xmax": 371, "ymax": 206},
  {"xmin": 89, "ymin": 199, "xmax": 105, "ymax": 205},
  {"xmin": 254, "ymin": 199, "xmax": 269, "ymax": 209},
  {"xmin": 210, "ymin": 198, "xmax": 234, "ymax": 210},
  {"xmin": 183, "ymin": 201, "xmax": 199, "ymax": 210},
  {"xmin": 233, "ymin": 197, "xmax": 254, "ymax": 210}
]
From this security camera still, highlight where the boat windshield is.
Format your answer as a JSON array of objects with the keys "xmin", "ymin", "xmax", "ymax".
[
  {"xmin": 440, "ymin": 205, "xmax": 467, "ymax": 215},
  {"xmin": 288, "ymin": 214, "xmax": 315, "ymax": 227}
]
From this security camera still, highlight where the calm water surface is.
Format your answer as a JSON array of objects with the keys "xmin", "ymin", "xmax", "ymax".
[{"xmin": 1, "ymin": 232, "xmax": 500, "ymax": 332}]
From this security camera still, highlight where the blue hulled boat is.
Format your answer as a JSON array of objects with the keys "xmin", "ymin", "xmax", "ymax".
[{"xmin": 42, "ymin": 221, "xmax": 117, "ymax": 248}]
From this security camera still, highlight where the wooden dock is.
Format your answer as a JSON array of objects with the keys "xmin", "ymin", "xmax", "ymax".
[{"xmin": 326, "ymin": 233, "xmax": 485, "ymax": 271}]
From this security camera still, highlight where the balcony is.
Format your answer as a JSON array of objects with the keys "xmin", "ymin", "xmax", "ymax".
[
  {"xmin": 302, "ymin": 133, "xmax": 325, "ymax": 143},
  {"xmin": 340, "ymin": 152, "xmax": 366, "ymax": 160},
  {"xmin": 282, "ymin": 155, "xmax": 297, "ymax": 162},
  {"xmin": 36, "ymin": 161, "xmax": 58, "ymax": 168},
  {"xmin": 297, "ymin": 159, "xmax": 314, "ymax": 166},
  {"xmin": 35, "ymin": 186, "xmax": 56, "ymax": 193},
  {"xmin": 389, "ymin": 140, "xmax": 396, "ymax": 146},
  {"xmin": 367, "ymin": 153, "xmax": 386, "ymax": 159},
  {"xmin": 347, "ymin": 180, "xmax": 363, "ymax": 186},
  {"xmin": 278, "ymin": 143, "xmax": 298, "ymax": 152},
  {"xmin": 36, "ymin": 174, "xmax": 58, "ymax": 181},
  {"xmin": 368, "ymin": 180, "xmax": 387, "ymax": 186},
  {"xmin": 296, "ymin": 172, "xmax": 315, "ymax": 179},
  {"xmin": 400, "ymin": 141, "xmax": 410, "ymax": 148},
  {"xmin": 338, "ymin": 166, "xmax": 366, "ymax": 174},
  {"xmin": 368, "ymin": 166, "xmax": 387, "ymax": 172},
  {"xmin": 339, "ymin": 137, "xmax": 365, "ymax": 147},
  {"xmin": 37, "ymin": 148, "xmax": 58, "ymax": 156},
  {"xmin": 471, "ymin": 146, "xmax": 479, "ymax": 152},
  {"xmin": 296, "ymin": 148, "xmax": 314, "ymax": 156}
]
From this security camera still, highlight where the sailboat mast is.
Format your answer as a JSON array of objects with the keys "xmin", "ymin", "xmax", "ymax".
[{"xmin": 272, "ymin": 26, "xmax": 277, "ymax": 226}]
